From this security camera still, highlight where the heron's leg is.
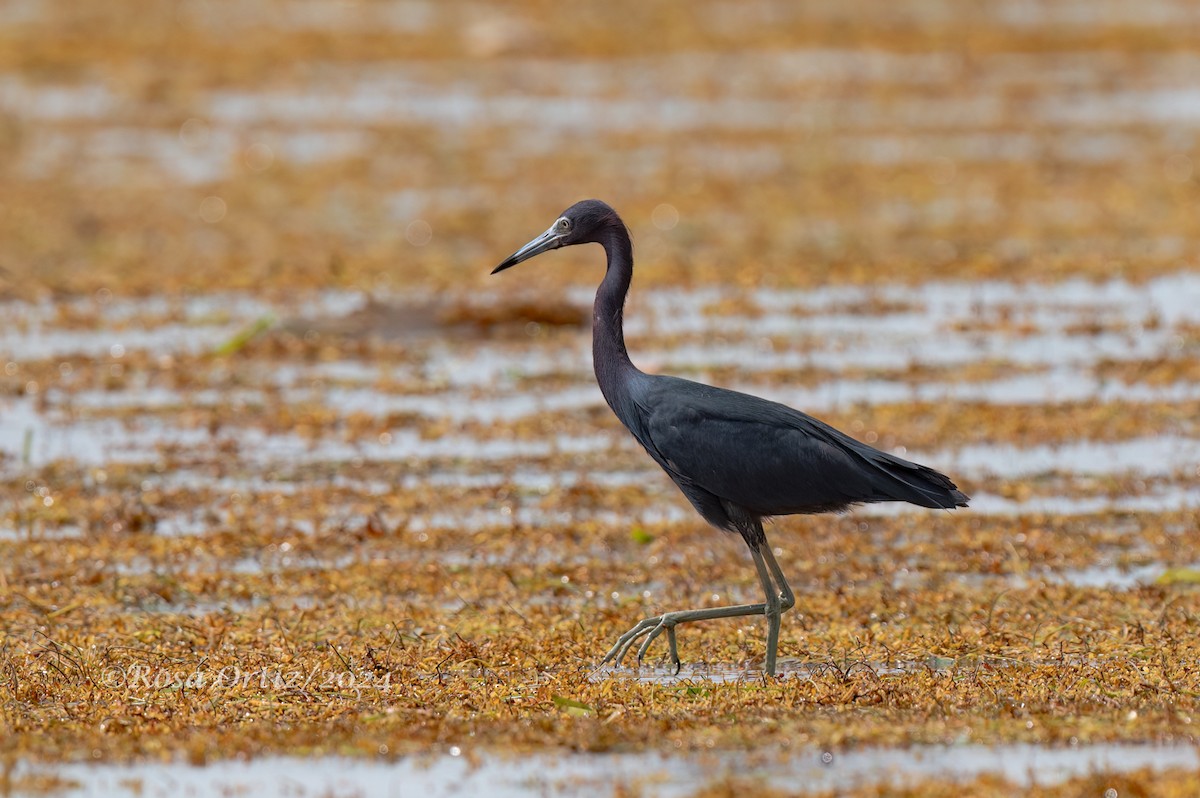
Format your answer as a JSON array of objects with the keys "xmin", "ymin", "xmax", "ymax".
[
  {"xmin": 751, "ymin": 543, "xmax": 782, "ymax": 676},
  {"xmin": 599, "ymin": 544, "xmax": 786, "ymax": 672},
  {"xmin": 760, "ymin": 536, "xmax": 795, "ymax": 611},
  {"xmin": 599, "ymin": 598, "xmax": 772, "ymax": 669},
  {"xmin": 636, "ymin": 545, "xmax": 780, "ymax": 668},
  {"xmin": 598, "ymin": 524, "xmax": 795, "ymax": 676},
  {"xmin": 666, "ymin": 626, "xmax": 681, "ymax": 674}
]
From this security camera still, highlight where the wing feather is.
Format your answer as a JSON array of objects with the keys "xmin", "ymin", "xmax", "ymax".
[{"xmin": 633, "ymin": 375, "xmax": 966, "ymax": 515}]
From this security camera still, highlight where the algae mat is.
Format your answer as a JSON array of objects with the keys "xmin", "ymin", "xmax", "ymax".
[{"xmin": 3, "ymin": 1, "xmax": 1200, "ymax": 796}]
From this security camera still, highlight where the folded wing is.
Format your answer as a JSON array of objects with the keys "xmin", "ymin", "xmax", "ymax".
[{"xmin": 636, "ymin": 376, "xmax": 968, "ymax": 517}]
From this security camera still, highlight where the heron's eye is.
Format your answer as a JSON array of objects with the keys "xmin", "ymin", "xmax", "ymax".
[{"xmin": 555, "ymin": 217, "xmax": 571, "ymax": 232}]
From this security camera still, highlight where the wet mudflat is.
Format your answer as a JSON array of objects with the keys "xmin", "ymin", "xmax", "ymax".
[
  {"xmin": 5, "ymin": 275, "xmax": 1200, "ymax": 796},
  {"xmin": 3, "ymin": 1, "xmax": 1200, "ymax": 796}
]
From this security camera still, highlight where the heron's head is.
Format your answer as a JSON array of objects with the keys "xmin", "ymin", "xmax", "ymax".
[{"xmin": 492, "ymin": 199, "xmax": 622, "ymax": 274}]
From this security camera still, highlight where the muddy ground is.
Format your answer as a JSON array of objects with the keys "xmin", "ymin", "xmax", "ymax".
[{"xmin": 2, "ymin": 1, "xmax": 1200, "ymax": 795}]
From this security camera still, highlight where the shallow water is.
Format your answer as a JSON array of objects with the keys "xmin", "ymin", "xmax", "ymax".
[
  {"xmin": 15, "ymin": 741, "xmax": 1200, "ymax": 797},
  {"xmin": 6, "ymin": 388, "xmax": 1200, "ymax": 482},
  {"xmin": 5, "ymin": 274, "xmax": 1200, "ymax": 490},
  {"xmin": 6, "ymin": 25, "xmax": 1200, "ymax": 189}
]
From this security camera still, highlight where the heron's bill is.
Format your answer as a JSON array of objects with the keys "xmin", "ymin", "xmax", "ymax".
[{"xmin": 492, "ymin": 225, "xmax": 563, "ymax": 273}]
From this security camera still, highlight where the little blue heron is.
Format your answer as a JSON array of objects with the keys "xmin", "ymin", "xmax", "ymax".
[{"xmin": 492, "ymin": 199, "xmax": 968, "ymax": 676}]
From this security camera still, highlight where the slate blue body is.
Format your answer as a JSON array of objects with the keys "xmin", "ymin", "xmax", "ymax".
[{"xmin": 624, "ymin": 374, "xmax": 966, "ymax": 541}]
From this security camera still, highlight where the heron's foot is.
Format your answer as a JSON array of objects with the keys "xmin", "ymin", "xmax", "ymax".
[
  {"xmin": 596, "ymin": 600, "xmax": 771, "ymax": 675},
  {"xmin": 598, "ymin": 612, "xmax": 683, "ymax": 672}
]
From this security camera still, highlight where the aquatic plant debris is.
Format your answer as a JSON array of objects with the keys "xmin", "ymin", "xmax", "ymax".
[
  {"xmin": 212, "ymin": 314, "xmax": 277, "ymax": 357},
  {"xmin": 3, "ymin": 0, "xmax": 1200, "ymax": 796}
]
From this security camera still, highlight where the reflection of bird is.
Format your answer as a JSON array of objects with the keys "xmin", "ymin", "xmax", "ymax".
[{"xmin": 492, "ymin": 200, "xmax": 968, "ymax": 676}]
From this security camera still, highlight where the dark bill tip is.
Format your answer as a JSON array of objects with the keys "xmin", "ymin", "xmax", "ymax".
[{"xmin": 489, "ymin": 226, "xmax": 563, "ymax": 276}]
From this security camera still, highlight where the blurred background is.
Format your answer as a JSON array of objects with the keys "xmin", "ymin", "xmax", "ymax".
[
  {"xmin": 5, "ymin": 0, "xmax": 1200, "ymax": 783},
  {"xmin": 2, "ymin": 0, "xmax": 1197, "ymax": 303}
]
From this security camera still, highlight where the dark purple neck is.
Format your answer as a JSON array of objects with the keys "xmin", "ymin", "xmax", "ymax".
[{"xmin": 592, "ymin": 222, "xmax": 639, "ymax": 409}]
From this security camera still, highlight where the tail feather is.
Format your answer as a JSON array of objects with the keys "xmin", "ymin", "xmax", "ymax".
[
  {"xmin": 863, "ymin": 449, "xmax": 969, "ymax": 510},
  {"xmin": 797, "ymin": 405, "xmax": 968, "ymax": 511}
]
